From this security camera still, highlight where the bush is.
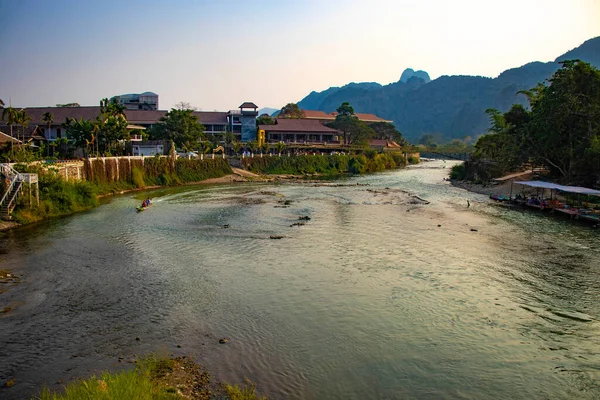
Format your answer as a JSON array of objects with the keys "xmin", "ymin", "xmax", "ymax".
[{"xmin": 450, "ymin": 163, "xmax": 466, "ymax": 180}]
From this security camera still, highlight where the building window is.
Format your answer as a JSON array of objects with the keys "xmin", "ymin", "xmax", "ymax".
[{"xmin": 56, "ymin": 128, "xmax": 61, "ymax": 139}]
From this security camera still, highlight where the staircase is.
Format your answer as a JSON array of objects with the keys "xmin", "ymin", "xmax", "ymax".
[
  {"xmin": 0, "ymin": 181, "xmax": 22, "ymax": 219},
  {"xmin": 0, "ymin": 163, "xmax": 30, "ymax": 220}
]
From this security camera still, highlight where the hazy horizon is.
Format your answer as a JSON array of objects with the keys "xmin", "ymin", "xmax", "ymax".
[{"xmin": 1, "ymin": 0, "xmax": 599, "ymax": 112}]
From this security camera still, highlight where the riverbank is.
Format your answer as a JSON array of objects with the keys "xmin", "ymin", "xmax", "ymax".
[
  {"xmin": 37, "ymin": 354, "xmax": 265, "ymax": 400},
  {"xmin": 450, "ymin": 171, "xmax": 537, "ymax": 198}
]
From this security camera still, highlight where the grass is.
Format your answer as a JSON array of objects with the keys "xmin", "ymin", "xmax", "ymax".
[
  {"xmin": 33, "ymin": 355, "xmax": 267, "ymax": 400},
  {"xmin": 223, "ymin": 379, "xmax": 268, "ymax": 400}
]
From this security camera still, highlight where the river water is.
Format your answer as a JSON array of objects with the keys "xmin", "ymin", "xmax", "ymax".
[{"xmin": 1, "ymin": 160, "xmax": 599, "ymax": 399}]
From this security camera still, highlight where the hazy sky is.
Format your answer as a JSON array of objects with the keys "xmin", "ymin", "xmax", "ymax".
[{"xmin": 0, "ymin": 0, "xmax": 599, "ymax": 112}]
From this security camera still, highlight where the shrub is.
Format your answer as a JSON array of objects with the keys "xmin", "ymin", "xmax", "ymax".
[{"xmin": 450, "ymin": 163, "xmax": 466, "ymax": 180}]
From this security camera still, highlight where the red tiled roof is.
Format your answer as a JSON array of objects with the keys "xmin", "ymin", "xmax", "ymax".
[
  {"xmin": 260, "ymin": 119, "xmax": 339, "ymax": 133},
  {"xmin": 368, "ymin": 139, "xmax": 402, "ymax": 148},
  {"xmin": 302, "ymin": 110, "xmax": 335, "ymax": 120},
  {"xmin": 301, "ymin": 109, "xmax": 392, "ymax": 123},
  {"xmin": 355, "ymin": 113, "xmax": 392, "ymax": 123}
]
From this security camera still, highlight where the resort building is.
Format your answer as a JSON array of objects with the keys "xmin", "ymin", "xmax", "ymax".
[
  {"xmin": 258, "ymin": 119, "xmax": 340, "ymax": 144},
  {"xmin": 0, "ymin": 102, "xmax": 393, "ymax": 148},
  {"xmin": 258, "ymin": 110, "xmax": 394, "ymax": 145},
  {"xmin": 301, "ymin": 110, "xmax": 393, "ymax": 124},
  {"xmin": 110, "ymin": 92, "xmax": 159, "ymax": 110}
]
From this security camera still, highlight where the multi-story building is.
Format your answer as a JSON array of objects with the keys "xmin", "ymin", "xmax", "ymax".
[{"xmin": 110, "ymin": 92, "xmax": 159, "ymax": 110}]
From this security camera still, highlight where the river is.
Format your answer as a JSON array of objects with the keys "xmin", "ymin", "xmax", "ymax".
[{"xmin": 1, "ymin": 160, "xmax": 599, "ymax": 399}]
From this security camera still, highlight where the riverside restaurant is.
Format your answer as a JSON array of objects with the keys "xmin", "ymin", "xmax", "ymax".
[{"xmin": 490, "ymin": 180, "xmax": 600, "ymax": 224}]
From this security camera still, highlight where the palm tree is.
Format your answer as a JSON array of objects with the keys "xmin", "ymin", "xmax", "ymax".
[
  {"xmin": 232, "ymin": 140, "xmax": 242, "ymax": 156},
  {"xmin": 42, "ymin": 111, "xmax": 54, "ymax": 140},
  {"xmin": 2, "ymin": 106, "xmax": 18, "ymax": 142},
  {"xmin": 274, "ymin": 141, "xmax": 286, "ymax": 156},
  {"xmin": 16, "ymin": 109, "xmax": 31, "ymax": 144},
  {"xmin": 246, "ymin": 140, "xmax": 258, "ymax": 156},
  {"xmin": 0, "ymin": 99, "xmax": 4, "ymax": 109}
]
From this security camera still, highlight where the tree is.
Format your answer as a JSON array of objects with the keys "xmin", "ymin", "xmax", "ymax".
[
  {"xmin": 232, "ymin": 140, "xmax": 243, "ymax": 155},
  {"xmin": 64, "ymin": 118, "xmax": 95, "ymax": 155},
  {"xmin": 175, "ymin": 101, "xmax": 197, "ymax": 111},
  {"xmin": 274, "ymin": 141, "xmax": 286, "ymax": 155},
  {"xmin": 97, "ymin": 98, "xmax": 128, "ymax": 154},
  {"xmin": 148, "ymin": 108, "xmax": 205, "ymax": 149},
  {"xmin": 278, "ymin": 103, "xmax": 304, "ymax": 119},
  {"xmin": 256, "ymin": 114, "xmax": 275, "ymax": 126},
  {"xmin": 0, "ymin": 99, "xmax": 4, "ymax": 108},
  {"xmin": 336, "ymin": 102, "xmax": 354, "ymax": 117},
  {"xmin": 246, "ymin": 140, "xmax": 258, "ymax": 154},
  {"xmin": 327, "ymin": 102, "xmax": 374, "ymax": 146},
  {"xmin": 2, "ymin": 106, "xmax": 18, "ymax": 141},
  {"xmin": 525, "ymin": 60, "xmax": 600, "ymax": 181},
  {"xmin": 370, "ymin": 122, "xmax": 408, "ymax": 145},
  {"xmin": 42, "ymin": 111, "xmax": 54, "ymax": 140},
  {"xmin": 15, "ymin": 109, "xmax": 31, "ymax": 143}
]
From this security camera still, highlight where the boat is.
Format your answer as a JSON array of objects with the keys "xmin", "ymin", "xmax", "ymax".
[{"xmin": 136, "ymin": 204, "xmax": 151, "ymax": 212}]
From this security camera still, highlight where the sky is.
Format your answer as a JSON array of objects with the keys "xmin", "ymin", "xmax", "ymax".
[{"xmin": 0, "ymin": 0, "xmax": 599, "ymax": 112}]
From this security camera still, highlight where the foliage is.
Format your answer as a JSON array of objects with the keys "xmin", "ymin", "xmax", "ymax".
[
  {"xmin": 327, "ymin": 102, "xmax": 376, "ymax": 146},
  {"xmin": 12, "ymin": 168, "xmax": 102, "ymax": 224},
  {"xmin": 223, "ymin": 379, "xmax": 267, "ymax": 400},
  {"xmin": 449, "ymin": 163, "xmax": 466, "ymax": 180},
  {"xmin": 64, "ymin": 117, "xmax": 96, "ymax": 154},
  {"xmin": 242, "ymin": 154, "xmax": 351, "ymax": 175},
  {"xmin": 242, "ymin": 151, "xmax": 405, "ymax": 175},
  {"xmin": 278, "ymin": 103, "xmax": 305, "ymax": 119},
  {"xmin": 175, "ymin": 158, "xmax": 232, "ymax": 183},
  {"xmin": 148, "ymin": 108, "xmax": 205, "ymax": 150},
  {"xmin": 96, "ymin": 98, "xmax": 129, "ymax": 155},
  {"xmin": 370, "ymin": 122, "xmax": 408, "ymax": 146},
  {"xmin": 256, "ymin": 114, "xmax": 275, "ymax": 126},
  {"xmin": 472, "ymin": 60, "xmax": 600, "ymax": 185}
]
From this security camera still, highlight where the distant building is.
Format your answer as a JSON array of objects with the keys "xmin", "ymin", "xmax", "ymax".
[
  {"xmin": 259, "ymin": 119, "xmax": 340, "ymax": 144},
  {"xmin": 110, "ymin": 92, "xmax": 159, "ymax": 110},
  {"xmin": 233, "ymin": 102, "xmax": 259, "ymax": 142},
  {"xmin": 131, "ymin": 140, "xmax": 170, "ymax": 156},
  {"xmin": 301, "ymin": 110, "xmax": 393, "ymax": 123}
]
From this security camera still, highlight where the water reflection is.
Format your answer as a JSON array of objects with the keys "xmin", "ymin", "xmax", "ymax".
[{"xmin": 0, "ymin": 161, "xmax": 599, "ymax": 399}]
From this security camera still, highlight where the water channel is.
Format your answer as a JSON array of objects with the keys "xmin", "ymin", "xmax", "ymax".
[{"xmin": 1, "ymin": 160, "xmax": 599, "ymax": 399}]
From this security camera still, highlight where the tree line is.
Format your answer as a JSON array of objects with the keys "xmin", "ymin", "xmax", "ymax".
[{"xmin": 470, "ymin": 60, "xmax": 600, "ymax": 186}]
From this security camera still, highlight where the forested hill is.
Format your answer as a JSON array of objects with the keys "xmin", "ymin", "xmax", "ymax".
[{"xmin": 297, "ymin": 36, "xmax": 600, "ymax": 142}]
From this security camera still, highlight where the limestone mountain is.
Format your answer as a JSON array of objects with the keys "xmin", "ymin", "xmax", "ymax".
[
  {"xmin": 297, "ymin": 36, "xmax": 600, "ymax": 142},
  {"xmin": 399, "ymin": 68, "xmax": 431, "ymax": 83}
]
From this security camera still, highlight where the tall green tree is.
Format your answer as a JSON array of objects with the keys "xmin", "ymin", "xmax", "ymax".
[
  {"xmin": 525, "ymin": 60, "xmax": 600, "ymax": 181},
  {"xmin": 64, "ymin": 118, "xmax": 95, "ymax": 156},
  {"xmin": 327, "ymin": 102, "xmax": 374, "ymax": 145},
  {"xmin": 148, "ymin": 108, "xmax": 205, "ymax": 149},
  {"xmin": 15, "ymin": 109, "xmax": 31, "ymax": 143},
  {"xmin": 370, "ymin": 122, "xmax": 408, "ymax": 145},
  {"xmin": 2, "ymin": 106, "xmax": 18, "ymax": 141},
  {"xmin": 97, "ymin": 98, "xmax": 128, "ymax": 154},
  {"xmin": 278, "ymin": 103, "xmax": 304, "ymax": 119},
  {"xmin": 42, "ymin": 111, "xmax": 54, "ymax": 140}
]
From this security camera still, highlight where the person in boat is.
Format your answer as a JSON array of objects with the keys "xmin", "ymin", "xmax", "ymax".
[{"xmin": 141, "ymin": 198, "xmax": 151, "ymax": 208}]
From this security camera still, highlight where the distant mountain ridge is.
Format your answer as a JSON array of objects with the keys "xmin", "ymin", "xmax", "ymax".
[{"xmin": 297, "ymin": 36, "xmax": 600, "ymax": 141}]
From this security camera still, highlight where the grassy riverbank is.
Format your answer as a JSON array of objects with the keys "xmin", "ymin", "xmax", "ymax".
[
  {"xmin": 35, "ymin": 355, "xmax": 265, "ymax": 400},
  {"xmin": 11, "ymin": 158, "xmax": 232, "ymax": 225},
  {"xmin": 242, "ymin": 151, "xmax": 413, "ymax": 175}
]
